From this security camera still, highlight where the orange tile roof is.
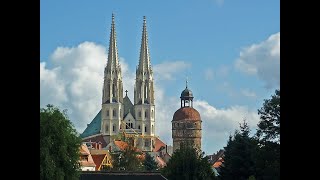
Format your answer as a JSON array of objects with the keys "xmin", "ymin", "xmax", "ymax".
[
  {"xmin": 213, "ymin": 158, "xmax": 224, "ymax": 168},
  {"xmin": 91, "ymin": 154, "xmax": 107, "ymax": 171},
  {"xmin": 153, "ymin": 138, "xmax": 166, "ymax": 152},
  {"xmin": 114, "ymin": 140, "xmax": 129, "ymax": 151},
  {"xmin": 79, "ymin": 144, "xmax": 96, "ymax": 167},
  {"xmin": 80, "ymin": 144, "xmax": 90, "ymax": 155},
  {"xmin": 173, "ymin": 107, "xmax": 201, "ymax": 121}
]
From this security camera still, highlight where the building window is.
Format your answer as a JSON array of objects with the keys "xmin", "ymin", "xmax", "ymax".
[
  {"xmin": 145, "ymin": 110, "xmax": 148, "ymax": 118},
  {"xmin": 139, "ymin": 111, "xmax": 141, "ymax": 117},
  {"xmin": 138, "ymin": 125, "xmax": 140, "ymax": 129},
  {"xmin": 106, "ymin": 110, "xmax": 109, "ymax": 117},
  {"xmin": 145, "ymin": 126, "xmax": 147, "ymax": 133},
  {"xmin": 113, "ymin": 125, "xmax": 115, "ymax": 132},
  {"xmin": 106, "ymin": 125, "xmax": 108, "ymax": 132},
  {"xmin": 113, "ymin": 109, "xmax": 116, "ymax": 117},
  {"xmin": 130, "ymin": 123, "xmax": 133, "ymax": 128},
  {"xmin": 152, "ymin": 125, "xmax": 154, "ymax": 134}
]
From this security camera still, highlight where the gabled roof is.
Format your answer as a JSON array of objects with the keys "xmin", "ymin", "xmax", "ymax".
[
  {"xmin": 82, "ymin": 134, "xmax": 108, "ymax": 148},
  {"xmin": 114, "ymin": 140, "xmax": 129, "ymax": 151},
  {"xmin": 80, "ymin": 144, "xmax": 96, "ymax": 167},
  {"xmin": 80, "ymin": 110, "xmax": 101, "ymax": 138},
  {"xmin": 91, "ymin": 154, "xmax": 107, "ymax": 171},
  {"xmin": 123, "ymin": 95, "xmax": 135, "ymax": 118},
  {"xmin": 153, "ymin": 138, "xmax": 166, "ymax": 152}
]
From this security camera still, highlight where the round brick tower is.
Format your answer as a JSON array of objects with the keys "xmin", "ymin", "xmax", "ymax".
[{"xmin": 172, "ymin": 81, "xmax": 202, "ymax": 152}]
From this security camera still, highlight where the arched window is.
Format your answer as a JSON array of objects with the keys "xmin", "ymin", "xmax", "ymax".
[
  {"xmin": 145, "ymin": 126, "xmax": 147, "ymax": 133},
  {"xmin": 138, "ymin": 125, "xmax": 140, "ymax": 129},
  {"xmin": 113, "ymin": 124, "xmax": 115, "ymax": 132},
  {"xmin": 113, "ymin": 109, "xmax": 116, "ymax": 117},
  {"xmin": 130, "ymin": 123, "xmax": 133, "ymax": 128}
]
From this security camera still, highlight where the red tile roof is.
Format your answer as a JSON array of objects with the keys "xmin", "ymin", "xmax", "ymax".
[
  {"xmin": 173, "ymin": 107, "xmax": 201, "ymax": 121},
  {"xmin": 82, "ymin": 134, "xmax": 108, "ymax": 148},
  {"xmin": 153, "ymin": 138, "xmax": 166, "ymax": 152},
  {"xmin": 114, "ymin": 140, "xmax": 129, "ymax": 151},
  {"xmin": 213, "ymin": 157, "xmax": 224, "ymax": 168},
  {"xmin": 91, "ymin": 154, "xmax": 107, "ymax": 171}
]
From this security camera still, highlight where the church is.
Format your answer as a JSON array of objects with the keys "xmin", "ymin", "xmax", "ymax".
[{"xmin": 80, "ymin": 14, "xmax": 157, "ymax": 152}]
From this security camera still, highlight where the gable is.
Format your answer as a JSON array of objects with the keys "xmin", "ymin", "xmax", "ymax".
[{"xmin": 123, "ymin": 96, "xmax": 135, "ymax": 118}]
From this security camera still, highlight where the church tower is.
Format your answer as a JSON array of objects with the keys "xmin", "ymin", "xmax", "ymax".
[
  {"xmin": 134, "ymin": 16, "xmax": 156, "ymax": 151},
  {"xmin": 172, "ymin": 81, "xmax": 202, "ymax": 152},
  {"xmin": 101, "ymin": 14, "xmax": 124, "ymax": 145}
]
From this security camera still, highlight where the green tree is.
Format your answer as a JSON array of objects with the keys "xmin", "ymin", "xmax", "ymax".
[
  {"xmin": 111, "ymin": 144, "xmax": 143, "ymax": 171},
  {"xmin": 253, "ymin": 141, "xmax": 280, "ymax": 180},
  {"xmin": 253, "ymin": 89, "xmax": 280, "ymax": 180},
  {"xmin": 219, "ymin": 120, "xmax": 257, "ymax": 180},
  {"xmin": 40, "ymin": 104, "xmax": 81, "ymax": 180},
  {"xmin": 162, "ymin": 143, "xmax": 216, "ymax": 180},
  {"xmin": 143, "ymin": 152, "xmax": 158, "ymax": 171},
  {"xmin": 256, "ymin": 89, "xmax": 280, "ymax": 143}
]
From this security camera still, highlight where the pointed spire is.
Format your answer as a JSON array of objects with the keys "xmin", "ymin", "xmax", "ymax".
[
  {"xmin": 138, "ymin": 16, "xmax": 151, "ymax": 73},
  {"xmin": 106, "ymin": 13, "xmax": 120, "ymax": 74}
]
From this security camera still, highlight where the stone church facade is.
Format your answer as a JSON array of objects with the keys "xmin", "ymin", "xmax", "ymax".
[{"xmin": 81, "ymin": 14, "xmax": 156, "ymax": 152}]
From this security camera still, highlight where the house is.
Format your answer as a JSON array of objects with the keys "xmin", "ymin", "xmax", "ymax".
[
  {"xmin": 79, "ymin": 144, "xmax": 96, "ymax": 171},
  {"xmin": 207, "ymin": 149, "xmax": 225, "ymax": 176}
]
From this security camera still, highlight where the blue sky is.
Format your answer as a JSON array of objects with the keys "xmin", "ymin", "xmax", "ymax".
[{"xmin": 40, "ymin": 0, "xmax": 280, "ymax": 154}]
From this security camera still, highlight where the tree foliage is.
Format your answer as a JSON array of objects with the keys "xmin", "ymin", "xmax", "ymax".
[
  {"xmin": 111, "ymin": 144, "xmax": 143, "ymax": 171},
  {"xmin": 254, "ymin": 89, "xmax": 280, "ymax": 179},
  {"xmin": 256, "ymin": 89, "xmax": 280, "ymax": 143},
  {"xmin": 219, "ymin": 120, "xmax": 257, "ymax": 180},
  {"xmin": 40, "ymin": 104, "xmax": 82, "ymax": 180},
  {"xmin": 162, "ymin": 143, "xmax": 216, "ymax": 180},
  {"xmin": 143, "ymin": 152, "xmax": 158, "ymax": 171}
]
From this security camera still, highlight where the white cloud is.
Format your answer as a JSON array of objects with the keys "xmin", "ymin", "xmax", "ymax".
[
  {"xmin": 240, "ymin": 89, "xmax": 257, "ymax": 98},
  {"xmin": 41, "ymin": 42, "xmax": 260, "ymax": 155},
  {"xmin": 204, "ymin": 68, "xmax": 214, "ymax": 80},
  {"xmin": 153, "ymin": 61, "xmax": 191, "ymax": 80},
  {"xmin": 235, "ymin": 32, "xmax": 280, "ymax": 89},
  {"xmin": 194, "ymin": 100, "xmax": 260, "ymax": 154},
  {"xmin": 40, "ymin": 42, "xmax": 134, "ymax": 132}
]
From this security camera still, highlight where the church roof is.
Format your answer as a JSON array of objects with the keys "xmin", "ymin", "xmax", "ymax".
[
  {"xmin": 123, "ymin": 96, "xmax": 135, "ymax": 118},
  {"xmin": 80, "ymin": 110, "xmax": 101, "ymax": 138},
  {"xmin": 172, "ymin": 107, "xmax": 201, "ymax": 122}
]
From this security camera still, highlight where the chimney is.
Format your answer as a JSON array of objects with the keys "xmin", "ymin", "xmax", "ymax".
[{"xmin": 94, "ymin": 142, "xmax": 98, "ymax": 149}]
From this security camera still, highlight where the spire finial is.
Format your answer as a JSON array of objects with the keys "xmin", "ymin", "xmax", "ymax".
[
  {"xmin": 186, "ymin": 77, "xmax": 188, "ymax": 88},
  {"xmin": 112, "ymin": 13, "xmax": 115, "ymax": 24},
  {"xmin": 125, "ymin": 90, "xmax": 128, "ymax": 96}
]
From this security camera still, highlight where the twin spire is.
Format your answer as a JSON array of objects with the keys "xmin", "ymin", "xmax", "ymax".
[
  {"xmin": 138, "ymin": 16, "xmax": 152, "ymax": 74},
  {"xmin": 106, "ymin": 13, "xmax": 120, "ymax": 74},
  {"xmin": 105, "ymin": 14, "xmax": 151, "ymax": 75}
]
